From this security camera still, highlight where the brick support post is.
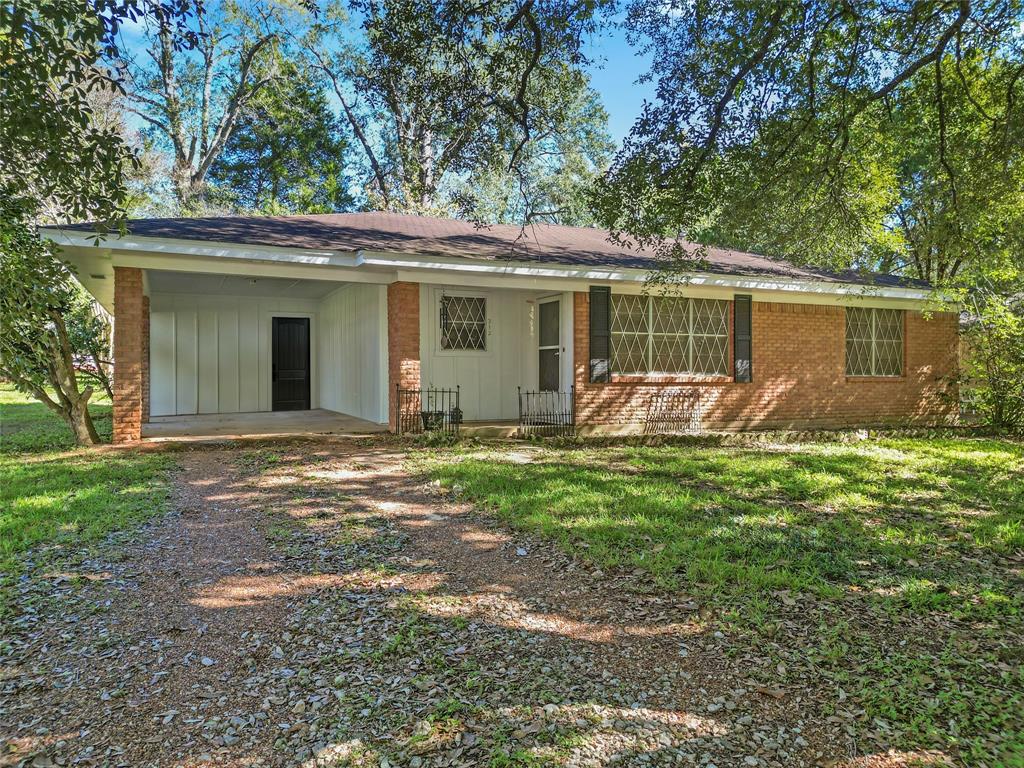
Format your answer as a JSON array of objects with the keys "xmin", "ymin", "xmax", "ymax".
[
  {"xmin": 387, "ymin": 281, "xmax": 420, "ymax": 432},
  {"xmin": 141, "ymin": 295, "xmax": 150, "ymax": 424},
  {"xmin": 113, "ymin": 267, "xmax": 144, "ymax": 443}
]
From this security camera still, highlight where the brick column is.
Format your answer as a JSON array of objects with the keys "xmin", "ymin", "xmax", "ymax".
[
  {"xmin": 387, "ymin": 281, "xmax": 420, "ymax": 432},
  {"xmin": 573, "ymin": 291, "xmax": 589, "ymax": 427},
  {"xmin": 113, "ymin": 267, "xmax": 144, "ymax": 443},
  {"xmin": 141, "ymin": 295, "xmax": 150, "ymax": 424}
]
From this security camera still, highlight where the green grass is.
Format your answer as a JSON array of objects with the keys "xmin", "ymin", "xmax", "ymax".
[
  {"xmin": 424, "ymin": 437, "xmax": 1024, "ymax": 764},
  {"xmin": 0, "ymin": 383, "xmax": 174, "ymax": 615}
]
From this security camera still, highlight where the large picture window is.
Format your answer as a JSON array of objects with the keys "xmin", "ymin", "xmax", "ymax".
[
  {"xmin": 440, "ymin": 295, "xmax": 486, "ymax": 350},
  {"xmin": 846, "ymin": 307, "xmax": 904, "ymax": 377},
  {"xmin": 611, "ymin": 295, "xmax": 729, "ymax": 375}
]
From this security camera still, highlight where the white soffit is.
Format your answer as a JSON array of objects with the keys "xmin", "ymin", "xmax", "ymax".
[{"xmin": 146, "ymin": 270, "xmax": 344, "ymax": 299}]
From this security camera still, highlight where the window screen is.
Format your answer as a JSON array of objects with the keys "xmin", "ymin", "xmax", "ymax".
[
  {"xmin": 846, "ymin": 307, "xmax": 904, "ymax": 376},
  {"xmin": 440, "ymin": 295, "xmax": 486, "ymax": 350},
  {"xmin": 611, "ymin": 295, "xmax": 729, "ymax": 375}
]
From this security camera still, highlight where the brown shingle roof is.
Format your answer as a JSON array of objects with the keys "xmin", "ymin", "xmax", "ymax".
[{"xmin": 63, "ymin": 211, "xmax": 926, "ymax": 288}]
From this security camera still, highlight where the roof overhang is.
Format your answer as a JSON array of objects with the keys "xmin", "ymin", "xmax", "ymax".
[{"xmin": 42, "ymin": 228, "xmax": 951, "ymax": 313}]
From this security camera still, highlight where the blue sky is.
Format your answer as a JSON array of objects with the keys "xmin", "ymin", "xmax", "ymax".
[
  {"xmin": 584, "ymin": 23, "xmax": 657, "ymax": 144},
  {"xmin": 116, "ymin": 8, "xmax": 657, "ymax": 149}
]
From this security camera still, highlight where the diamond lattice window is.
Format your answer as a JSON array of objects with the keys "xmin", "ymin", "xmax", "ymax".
[
  {"xmin": 611, "ymin": 295, "xmax": 729, "ymax": 375},
  {"xmin": 846, "ymin": 307, "xmax": 904, "ymax": 377},
  {"xmin": 440, "ymin": 295, "xmax": 486, "ymax": 350}
]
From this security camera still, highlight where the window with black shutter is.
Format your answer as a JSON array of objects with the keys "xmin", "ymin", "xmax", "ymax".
[
  {"xmin": 734, "ymin": 295, "xmax": 752, "ymax": 383},
  {"xmin": 589, "ymin": 286, "xmax": 611, "ymax": 382}
]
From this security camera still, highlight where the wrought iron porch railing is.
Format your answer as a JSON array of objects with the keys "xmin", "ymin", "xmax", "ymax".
[
  {"xmin": 518, "ymin": 387, "xmax": 575, "ymax": 437},
  {"xmin": 643, "ymin": 389, "xmax": 702, "ymax": 434},
  {"xmin": 395, "ymin": 386, "xmax": 461, "ymax": 435}
]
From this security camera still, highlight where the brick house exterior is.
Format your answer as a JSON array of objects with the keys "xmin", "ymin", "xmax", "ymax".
[
  {"xmin": 45, "ymin": 212, "xmax": 959, "ymax": 442},
  {"xmin": 572, "ymin": 293, "xmax": 958, "ymax": 432}
]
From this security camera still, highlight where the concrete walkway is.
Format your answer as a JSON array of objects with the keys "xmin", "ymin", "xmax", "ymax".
[{"xmin": 142, "ymin": 408, "xmax": 387, "ymax": 441}]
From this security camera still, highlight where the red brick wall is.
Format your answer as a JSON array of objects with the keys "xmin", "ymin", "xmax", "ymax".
[
  {"xmin": 141, "ymin": 295, "xmax": 150, "ymax": 425},
  {"xmin": 113, "ymin": 267, "xmax": 144, "ymax": 443},
  {"xmin": 573, "ymin": 292, "xmax": 959, "ymax": 431},
  {"xmin": 387, "ymin": 281, "xmax": 421, "ymax": 431}
]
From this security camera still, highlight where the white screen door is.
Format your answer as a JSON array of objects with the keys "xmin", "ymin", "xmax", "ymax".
[{"xmin": 538, "ymin": 299, "xmax": 560, "ymax": 391}]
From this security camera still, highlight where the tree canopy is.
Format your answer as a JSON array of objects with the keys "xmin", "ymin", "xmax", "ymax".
[
  {"xmin": 208, "ymin": 58, "xmax": 353, "ymax": 213},
  {"xmin": 595, "ymin": 0, "xmax": 1024, "ymax": 291},
  {"xmin": 117, "ymin": 0, "xmax": 312, "ymax": 210},
  {"xmin": 1, "ymin": 0, "xmax": 194, "ymax": 221},
  {"xmin": 304, "ymin": 0, "xmax": 613, "ymax": 220}
]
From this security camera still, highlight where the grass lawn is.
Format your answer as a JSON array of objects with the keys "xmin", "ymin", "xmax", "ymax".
[
  {"xmin": 0, "ymin": 383, "xmax": 174, "ymax": 615},
  {"xmin": 425, "ymin": 437, "xmax": 1024, "ymax": 765}
]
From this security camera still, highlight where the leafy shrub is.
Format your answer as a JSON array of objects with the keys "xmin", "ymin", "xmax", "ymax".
[{"xmin": 962, "ymin": 296, "xmax": 1024, "ymax": 434}]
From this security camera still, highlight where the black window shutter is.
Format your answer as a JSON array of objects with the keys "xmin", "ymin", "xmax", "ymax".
[
  {"xmin": 589, "ymin": 286, "xmax": 611, "ymax": 383},
  {"xmin": 734, "ymin": 294, "xmax": 752, "ymax": 383}
]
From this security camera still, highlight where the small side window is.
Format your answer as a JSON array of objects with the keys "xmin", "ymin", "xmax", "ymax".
[
  {"xmin": 846, "ymin": 307, "xmax": 904, "ymax": 376},
  {"xmin": 440, "ymin": 295, "xmax": 486, "ymax": 351}
]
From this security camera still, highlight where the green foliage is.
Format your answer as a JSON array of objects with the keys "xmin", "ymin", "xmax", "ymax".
[
  {"xmin": 424, "ymin": 437, "xmax": 1024, "ymax": 762},
  {"xmin": 696, "ymin": 56, "xmax": 1024, "ymax": 290},
  {"xmin": 306, "ymin": 0, "xmax": 613, "ymax": 221},
  {"xmin": 465, "ymin": 76, "xmax": 615, "ymax": 226},
  {"xmin": 0, "ymin": 383, "xmax": 173, "ymax": 616},
  {"xmin": 209, "ymin": 58, "xmax": 353, "ymax": 214},
  {"xmin": 596, "ymin": 1, "xmax": 1024, "ymax": 288},
  {"xmin": 120, "ymin": 0, "xmax": 310, "ymax": 210},
  {"xmin": 1, "ymin": 1, "xmax": 191, "ymax": 431},
  {"xmin": 0, "ymin": 200, "xmax": 111, "ymax": 444},
  {"xmin": 963, "ymin": 295, "xmax": 1024, "ymax": 433},
  {"xmin": 0, "ymin": 0, "xmax": 194, "ymax": 222},
  {"xmin": 65, "ymin": 285, "xmax": 114, "ymax": 399}
]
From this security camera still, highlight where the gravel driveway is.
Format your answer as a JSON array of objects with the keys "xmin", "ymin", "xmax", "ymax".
[{"xmin": 2, "ymin": 439, "xmax": 876, "ymax": 767}]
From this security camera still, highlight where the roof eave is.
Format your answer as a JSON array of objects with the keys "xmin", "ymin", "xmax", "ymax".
[{"xmin": 40, "ymin": 227, "xmax": 951, "ymax": 304}]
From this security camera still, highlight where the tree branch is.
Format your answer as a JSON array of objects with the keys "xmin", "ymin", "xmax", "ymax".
[
  {"xmin": 305, "ymin": 44, "xmax": 391, "ymax": 206},
  {"xmin": 868, "ymin": 0, "xmax": 969, "ymax": 103}
]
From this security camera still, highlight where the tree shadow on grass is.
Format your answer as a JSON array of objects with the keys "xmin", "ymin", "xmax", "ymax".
[
  {"xmin": 430, "ymin": 442, "xmax": 1024, "ymax": 613},
  {"xmin": 4, "ymin": 437, "xmax": 1018, "ymax": 767}
]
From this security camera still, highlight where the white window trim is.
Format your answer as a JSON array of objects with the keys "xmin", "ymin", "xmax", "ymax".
[{"xmin": 434, "ymin": 289, "xmax": 491, "ymax": 357}]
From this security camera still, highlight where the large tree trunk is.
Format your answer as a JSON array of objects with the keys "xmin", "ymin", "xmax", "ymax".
[
  {"xmin": 50, "ymin": 310, "xmax": 102, "ymax": 446},
  {"xmin": 64, "ymin": 395, "xmax": 101, "ymax": 445}
]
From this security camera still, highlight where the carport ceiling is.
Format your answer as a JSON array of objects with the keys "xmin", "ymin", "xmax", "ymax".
[{"xmin": 147, "ymin": 270, "xmax": 344, "ymax": 299}]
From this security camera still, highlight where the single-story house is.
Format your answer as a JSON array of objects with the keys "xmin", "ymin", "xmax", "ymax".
[{"xmin": 42, "ymin": 212, "xmax": 959, "ymax": 443}]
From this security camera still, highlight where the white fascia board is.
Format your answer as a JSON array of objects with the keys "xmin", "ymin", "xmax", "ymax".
[
  {"xmin": 110, "ymin": 252, "xmax": 391, "ymax": 284},
  {"xmin": 40, "ymin": 229, "xmax": 949, "ymax": 305},
  {"xmin": 41, "ymin": 228, "xmax": 360, "ymax": 268},
  {"xmin": 361, "ymin": 249, "xmax": 945, "ymax": 303},
  {"xmin": 360, "ymin": 250, "xmax": 633, "ymax": 283}
]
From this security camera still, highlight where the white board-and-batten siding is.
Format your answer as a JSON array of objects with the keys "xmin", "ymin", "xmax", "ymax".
[
  {"xmin": 317, "ymin": 283, "xmax": 388, "ymax": 424},
  {"xmin": 149, "ymin": 286, "xmax": 388, "ymax": 423},
  {"xmin": 149, "ymin": 293, "xmax": 320, "ymax": 417},
  {"xmin": 418, "ymin": 285, "xmax": 575, "ymax": 421}
]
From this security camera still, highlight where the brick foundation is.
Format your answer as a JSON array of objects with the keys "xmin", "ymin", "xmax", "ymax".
[
  {"xmin": 573, "ymin": 293, "xmax": 959, "ymax": 432},
  {"xmin": 387, "ymin": 281, "xmax": 421, "ymax": 431},
  {"xmin": 113, "ymin": 267, "xmax": 145, "ymax": 443}
]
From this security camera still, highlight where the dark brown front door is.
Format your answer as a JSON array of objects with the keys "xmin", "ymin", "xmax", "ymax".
[{"xmin": 272, "ymin": 317, "xmax": 310, "ymax": 411}]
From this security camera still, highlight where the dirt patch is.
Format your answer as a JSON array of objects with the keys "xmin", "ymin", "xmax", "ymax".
[{"xmin": 1, "ymin": 439, "xmax": 930, "ymax": 767}]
